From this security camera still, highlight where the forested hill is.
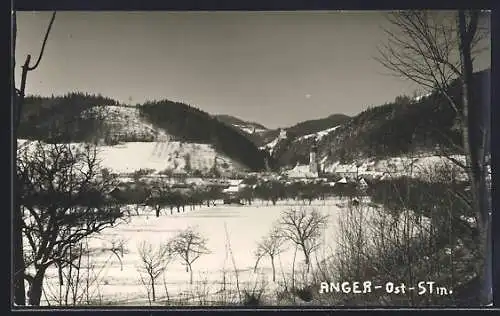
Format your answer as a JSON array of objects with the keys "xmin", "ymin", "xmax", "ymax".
[
  {"xmin": 316, "ymin": 68, "xmax": 491, "ymax": 163},
  {"xmin": 18, "ymin": 92, "xmax": 120, "ymax": 142},
  {"xmin": 215, "ymin": 114, "xmax": 268, "ymax": 132},
  {"xmin": 138, "ymin": 100, "xmax": 271, "ymax": 171},
  {"xmin": 270, "ymin": 68, "xmax": 490, "ymax": 167},
  {"xmin": 17, "ymin": 93, "xmax": 272, "ymax": 172},
  {"xmin": 284, "ymin": 114, "xmax": 351, "ymax": 139},
  {"xmin": 241, "ymin": 113, "xmax": 351, "ymax": 148}
]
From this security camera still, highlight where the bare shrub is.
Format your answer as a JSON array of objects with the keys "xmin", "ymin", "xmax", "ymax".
[
  {"xmin": 192, "ymin": 272, "xmax": 212, "ymax": 306},
  {"xmin": 136, "ymin": 240, "xmax": 173, "ymax": 304},
  {"xmin": 241, "ymin": 277, "xmax": 268, "ymax": 306},
  {"xmin": 253, "ymin": 223, "xmax": 287, "ymax": 282},
  {"xmin": 312, "ymin": 161, "xmax": 479, "ymax": 306},
  {"xmin": 223, "ymin": 222, "xmax": 242, "ymax": 303},
  {"xmin": 279, "ymin": 208, "xmax": 329, "ymax": 273},
  {"xmin": 41, "ymin": 237, "xmax": 126, "ymax": 306},
  {"xmin": 168, "ymin": 227, "xmax": 210, "ymax": 284}
]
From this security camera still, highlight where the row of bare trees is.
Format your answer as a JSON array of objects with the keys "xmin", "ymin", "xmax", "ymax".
[{"xmin": 120, "ymin": 177, "xmax": 356, "ymax": 218}]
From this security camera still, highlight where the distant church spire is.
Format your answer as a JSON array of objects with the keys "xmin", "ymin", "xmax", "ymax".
[{"xmin": 309, "ymin": 140, "xmax": 319, "ymax": 174}]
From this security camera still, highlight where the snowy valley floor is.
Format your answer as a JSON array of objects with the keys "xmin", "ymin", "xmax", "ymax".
[
  {"xmin": 32, "ymin": 197, "xmax": 431, "ymax": 307},
  {"xmin": 34, "ymin": 199, "xmax": 351, "ymax": 306}
]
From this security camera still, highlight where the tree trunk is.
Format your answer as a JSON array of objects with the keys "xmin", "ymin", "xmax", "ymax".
[
  {"xmin": 188, "ymin": 264, "xmax": 193, "ymax": 284},
  {"xmin": 291, "ymin": 245, "xmax": 297, "ymax": 291},
  {"xmin": 28, "ymin": 267, "xmax": 47, "ymax": 306},
  {"xmin": 12, "ymin": 9, "xmax": 26, "ymax": 306},
  {"xmin": 151, "ymin": 277, "xmax": 156, "ymax": 302},
  {"xmin": 253, "ymin": 255, "xmax": 262, "ymax": 273},
  {"xmin": 458, "ymin": 10, "xmax": 491, "ymax": 305},
  {"xmin": 270, "ymin": 256, "xmax": 276, "ymax": 282},
  {"xmin": 302, "ymin": 245, "xmax": 310, "ymax": 272},
  {"xmin": 13, "ymin": 202, "xmax": 26, "ymax": 306}
]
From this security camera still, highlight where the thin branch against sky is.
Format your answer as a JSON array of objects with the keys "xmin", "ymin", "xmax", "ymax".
[{"xmin": 15, "ymin": 11, "xmax": 490, "ymax": 128}]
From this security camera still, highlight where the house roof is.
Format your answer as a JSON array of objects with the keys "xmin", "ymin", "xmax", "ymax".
[{"xmin": 223, "ymin": 186, "xmax": 240, "ymax": 193}]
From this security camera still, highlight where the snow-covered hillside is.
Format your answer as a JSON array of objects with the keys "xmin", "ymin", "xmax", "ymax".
[
  {"xmin": 258, "ymin": 125, "xmax": 342, "ymax": 157},
  {"xmin": 100, "ymin": 141, "xmax": 238, "ymax": 174},
  {"xmin": 413, "ymin": 92, "xmax": 432, "ymax": 102},
  {"xmin": 260, "ymin": 129, "xmax": 287, "ymax": 154},
  {"xmin": 81, "ymin": 105, "xmax": 170, "ymax": 141},
  {"xmin": 17, "ymin": 139, "xmax": 241, "ymax": 176},
  {"xmin": 232, "ymin": 124, "xmax": 267, "ymax": 135},
  {"xmin": 215, "ymin": 115, "xmax": 268, "ymax": 136},
  {"xmin": 294, "ymin": 125, "xmax": 340, "ymax": 142},
  {"xmin": 19, "ymin": 105, "xmax": 245, "ymax": 175}
]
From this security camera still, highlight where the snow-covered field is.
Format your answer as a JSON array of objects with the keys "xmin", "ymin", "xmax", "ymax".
[
  {"xmin": 97, "ymin": 141, "xmax": 238, "ymax": 174},
  {"xmin": 35, "ymin": 200, "xmax": 340, "ymax": 306},
  {"xmin": 30, "ymin": 197, "xmax": 429, "ymax": 306},
  {"xmin": 17, "ymin": 139, "xmax": 240, "ymax": 176}
]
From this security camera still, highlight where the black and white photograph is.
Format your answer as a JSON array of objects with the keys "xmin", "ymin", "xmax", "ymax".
[{"xmin": 12, "ymin": 9, "xmax": 492, "ymax": 308}]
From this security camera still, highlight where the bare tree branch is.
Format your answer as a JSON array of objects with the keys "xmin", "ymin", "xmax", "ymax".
[{"xmin": 27, "ymin": 12, "xmax": 57, "ymax": 71}]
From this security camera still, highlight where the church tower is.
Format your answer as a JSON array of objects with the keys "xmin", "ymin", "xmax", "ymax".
[{"xmin": 309, "ymin": 142, "xmax": 319, "ymax": 174}]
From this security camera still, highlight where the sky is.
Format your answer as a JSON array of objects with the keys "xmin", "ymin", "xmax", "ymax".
[{"xmin": 14, "ymin": 11, "xmax": 491, "ymax": 129}]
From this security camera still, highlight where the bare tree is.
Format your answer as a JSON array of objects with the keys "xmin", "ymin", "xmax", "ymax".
[
  {"xmin": 17, "ymin": 141, "xmax": 128, "ymax": 305},
  {"xmin": 13, "ymin": 10, "xmax": 57, "ymax": 306},
  {"xmin": 168, "ymin": 227, "xmax": 210, "ymax": 284},
  {"xmin": 253, "ymin": 224, "xmax": 287, "ymax": 282},
  {"xmin": 137, "ymin": 241, "xmax": 173, "ymax": 303},
  {"xmin": 376, "ymin": 10, "xmax": 491, "ymax": 305},
  {"xmin": 279, "ymin": 208, "xmax": 329, "ymax": 273}
]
